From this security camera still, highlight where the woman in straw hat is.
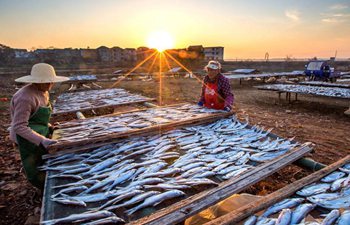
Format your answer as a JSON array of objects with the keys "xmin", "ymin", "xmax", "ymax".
[
  {"xmin": 10, "ymin": 63, "xmax": 68, "ymax": 189},
  {"xmin": 198, "ymin": 60, "xmax": 234, "ymax": 111}
]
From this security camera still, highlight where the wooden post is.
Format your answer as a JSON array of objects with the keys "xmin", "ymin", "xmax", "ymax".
[{"xmin": 205, "ymin": 155, "xmax": 350, "ymax": 225}]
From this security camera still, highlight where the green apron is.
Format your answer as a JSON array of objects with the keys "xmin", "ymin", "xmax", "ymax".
[{"xmin": 16, "ymin": 104, "xmax": 52, "ymax": 189}]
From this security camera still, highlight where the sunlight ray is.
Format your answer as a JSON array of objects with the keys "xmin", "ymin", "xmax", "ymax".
[
  {"xmin": 112, "ymin": 51, "xmax": 157, "ymax": 87},
  {"xmin": 147, "ymin": 52, "xmax": 159, "ymax": 77},
  {"xmin": 158, "ymin": 52, "xmax": 163, "ymax": 105}
]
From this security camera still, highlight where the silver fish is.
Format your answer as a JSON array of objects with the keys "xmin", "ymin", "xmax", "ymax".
[
  {"xmin": 140, "ymin": 168, "xmax": 182, "ymax": 179},
  {"xmin": 262, "ymin": 198, "xmax": 304, "ymax": 217},
  {"xmin": 222, "ymin": 167, "xmax": 250, "ymax": 180},
  {"xmin": 181, "ymin": 162, "xmax": 207, "ymax": 171},
  {"xmin": 290, "ymin": 203, "xmax": 315, "ymax": 225},
  {"xmin": 256, "ymin": 217, "xmax": 277, "ymax": 225},
  {"xmin": 192, "ymin": 171, "xmax": 216, "ymax": 178},
  {"xmin": 96, "ymin": 189, "xmax": 144, "ymax": 210},
  {"xmin": 51, "ymin": 197, "xmax": 87, "ymax": 207},
  {"xmin": 275, "ymin": 208, "xmax": 291, "ymax": 225},
  {"xmin": 308, "ymin": 194, "xmax": 350, "ymax": 209},
  {"xmin": 243, "ymin": 215, "xmax": 257, "ymax": 225},
  {"xmin": 321, "ymin": 171, "xmax": 346, "ymax": 183},
  {"xmin": 81, "ymin": 216, "xmax": 125, "ymax": 225},
  {"xmin": 297, "ymin": 183, "xmax": 331, "ymax": 197},
  {"xmin": 337, "ymin": 210, "xmax": 350, "ymax": 225},
  {"xmin": 180, "ymin": 167, "xmax": 209, "ymax": 178},
  {"xmin": 173, "ymin": 178, "xmax": 218, "ymax": 186},
  {"xmin": 81, "ymin": 156, "xmax": 121, "ymax": 176},
  {"xmin": 68, "ymin": 190, "xmax": 120, "ymax": 203},
  {"xmin": 321, "ymin": 209, "xmax": 340, "ymax": 225},
  {"xmin": 307, "ymin": 192, "xmax": 341, "ymax": 202},
  {"xmin": 126, "ymin": 190, "xmax": 185, "ymax": 215},
  {"xmin": 41, "ymin": 210, "xmax": 116, "ymax": 225},
  {"xmin": 330, "ymin": 176, "xmax": 349, "ymax": 191},
  {"xmin": 250, "ymin": 150, "xmax": 288, "ymax": 162},
  {"xmin": 48, "ymin": 174, "xmax": 83, "ymax": 180},
  {"xmin": 104, "ymin": 169, "xmax": 136, "ymax": 191},
  {"xmin": 125, "ymin": 177, "xmax": 165, "ymax": 188},
  {"xmin": 106, "ymin": 191, "xmax": 161, "ymax": 211},
  {"xmin": 144, "ymin": 183, "xmax": 191, "ymax": 190},
  {"xmin": 51, "ymin": 186, "xmax": 88, "ymax": 198}
]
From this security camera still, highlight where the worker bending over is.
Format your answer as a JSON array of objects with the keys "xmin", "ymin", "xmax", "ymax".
[{"xmin": 10, "ymin": 63, "xmax": 68, "ymax": 189}]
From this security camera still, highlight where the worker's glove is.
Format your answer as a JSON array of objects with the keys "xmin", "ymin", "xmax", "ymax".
[
  {"xmin": 197, "ymin": 101, "xmax": 204, "ymax": 107},
  {"xmin": 223, "ymin": 106, "xmax": 231, "ymax": 112},
  {"xmin": 40, "ymin": 139, "xmax": 58, "ymax": 149}
]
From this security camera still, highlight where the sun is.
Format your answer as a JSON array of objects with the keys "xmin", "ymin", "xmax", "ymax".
[{"xmin": 147, "ymin": 31, "xmax": 174, "ymax": 52}]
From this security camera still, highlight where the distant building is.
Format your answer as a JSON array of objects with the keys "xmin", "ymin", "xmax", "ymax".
[
  {"xmin": 204, "ymin": 46, "xmax": 224, "ymax": 61},
  {"xmin": 14, "ymin": 49, "xmax": 33, "ymax": 59},
  {"xmin": 187, "ymin": 45, "xmax": 205, "ymax": 60},
  {"xmin": 97, "ymin": 46, "xmax": 112, "ymax": 62},
  {"xmin": 111, "ymin": 47, "xmax": 123, "ymax": 62},
  {"xmin": 80, "ymin": 48, "xmax": 98, "ymax": 61},
  {"xmin": 122, "ymin": 48, "xmax": 137, "ymax": 62}
]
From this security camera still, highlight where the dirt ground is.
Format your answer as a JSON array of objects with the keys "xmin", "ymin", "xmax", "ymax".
[{"xmin": 0, "ymin": 75, "xmax": 349, "ymax": 224}]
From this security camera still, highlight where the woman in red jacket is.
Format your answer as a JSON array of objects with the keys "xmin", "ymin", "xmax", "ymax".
[{"xmin": 198, "ymin": 60, "xmax": 234, "ymax": 111}]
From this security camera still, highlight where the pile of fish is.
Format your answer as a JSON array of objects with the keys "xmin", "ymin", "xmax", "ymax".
[
  {"xmin": 299, "ymin": 81, "xmax": 350, "ymax": 89},
  {"xmin": 69, "ymin": 75, "xmax": 97, "ymax": 81},
  {"xmin": 41, "ymin": 116, "xmax": 301, "ymax": 224},
  {"xmin": 243, "ymin": 163, "xmax": 350, "ymax": 225},
  {"xmin": 225, "ymin": 71, "xmax": 303, "ymax": 80},
  {"xmin": 53, "ymin": 88, "xmax": 153, "ymax": 114},
  {"xmin": 53, "ymin": 104, "xmax": 224, "ymax": 143},
  {"xmin": 256, "ymin": 84, "xmax": 350, "ymax": 99}
]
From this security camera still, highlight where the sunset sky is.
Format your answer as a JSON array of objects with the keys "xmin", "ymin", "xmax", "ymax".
[{"xmin": 1, "ymin": 0, "xmax": 349, "ymax": 59}]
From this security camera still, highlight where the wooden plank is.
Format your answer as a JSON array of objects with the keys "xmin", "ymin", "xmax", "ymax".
[
  {"xmin": 128, "ymin": 143, "xmax": 313, "ymax": 225},
  {"xmin": 205, "ymin": 154, "xmax": 350, "ymax": 225},
  {"xmin": 44, "ymin": 111, "xmax": 233, "ymax": 159},
  {"xmin": 52, "ymin": 98, "xmax": 156, "ymax": 116}
]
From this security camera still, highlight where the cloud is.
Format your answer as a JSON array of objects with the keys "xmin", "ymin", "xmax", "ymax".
[
  {"xmin": 322, "ymin": 18, "xmax": 345, "ymax": 23},
  {"xmin": 285, "ymin": 10, "xmax": 300, "ymax": 21},
  {"xmin": 321, "ymin": 12, "xmax": 350, "ymax": 23},
  {"xmin": 332, "ymin": 13, "xmax": 350, "ymax": 17},
  {"xmin": 330, "ymin": 4, "xmax": 348, "ymax": 10}
]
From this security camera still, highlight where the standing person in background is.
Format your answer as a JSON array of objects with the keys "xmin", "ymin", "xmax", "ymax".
[
  {"xmin": 198, "ymin": 60, "xmax": 234, "ymax": 111},
  {"xmin": 10, "ymin": 63, "xmax": 68, "ymax": 189}
]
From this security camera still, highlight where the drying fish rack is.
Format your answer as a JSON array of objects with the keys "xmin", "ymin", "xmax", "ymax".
[
  {"xmin": 41, "ymin": 117, "xmax": 313, "ymax": 224},
  {"xmin": 52, "ymin": 88, "xmax": 156, "ymax": 115},
  {"xmin": 46, "ymin": 104, "xmax": 234, "ymax": 156},
  {"xmin": 224, "ymin": 71, "xmax": 303, "ymax": 85},
  {"xmin": 205, "ymin": 154, "xmax": 350, "ymax": 225},
  {"xmin": 299, "ymin": 81, "xmax": 350, "ymax": 89},
  {"xmin": 256, "ymin": 84, "xmax": 350, "ymax": 103}
]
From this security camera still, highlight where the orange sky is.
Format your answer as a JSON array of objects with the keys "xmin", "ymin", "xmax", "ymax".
[{"xmin": 1, "ymin": 0, "xmax": 349, "ymax": 59}]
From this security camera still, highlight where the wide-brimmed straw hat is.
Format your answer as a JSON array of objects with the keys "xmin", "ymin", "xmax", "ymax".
[
  {"xmin": 15, "ymin": 63, "xmax": 69, "ymax": 83},
  {"xmin": 205, "ymin": 60, "xmax": 221, "ymax": 70}
]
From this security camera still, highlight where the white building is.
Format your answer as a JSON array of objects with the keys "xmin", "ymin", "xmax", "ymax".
[{"xmin": 204, "ymin": 46, "xmax": 224, "ymax": 61}]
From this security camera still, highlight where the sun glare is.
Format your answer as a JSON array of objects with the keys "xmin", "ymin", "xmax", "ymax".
[{"xmin": 147, "ymin": 31, "xmax": 174, "ymax": 52}]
